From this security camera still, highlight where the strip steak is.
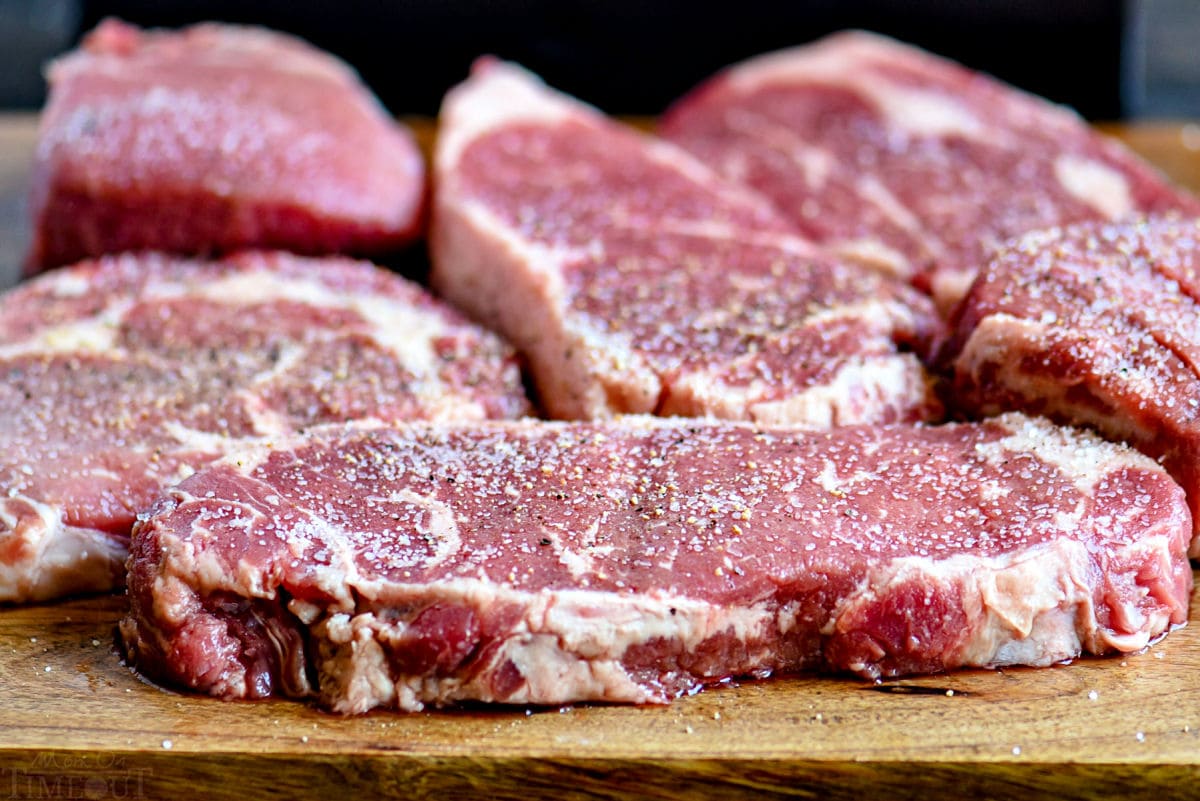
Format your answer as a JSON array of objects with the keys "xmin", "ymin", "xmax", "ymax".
[
  {"xmin": 0, "ymin": 251, "xmax": 528, "ymax": 602},
  {"xmin": 122, "ymin": 414, "xmax": 1191, "ymax": 713},
  {"xmin": 431, "ymin": 59, "xmax": 940, "ymax": 424},
  {"xmin": 660, "ymin": 31, "xmax": 1200, "ymax": 309},
  {"xmin": 27, "ymin": 19, "xmax": 425, "ymax": 272},
  {"xmin": 940, "ymin": 215, "xmax": 1200, "ymax": 556}
]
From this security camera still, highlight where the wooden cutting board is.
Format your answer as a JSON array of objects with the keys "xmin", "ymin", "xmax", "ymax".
[{"xmin": 0, "ymin": 115, "xmax": 1198, "ymax": 801}]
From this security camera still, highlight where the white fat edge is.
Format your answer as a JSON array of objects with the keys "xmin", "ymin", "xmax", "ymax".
[
  {"xmin": 160, "ymin": 421, "xmax": 279, "ymax": 464},
  {"xmin": 386, "ymin": 489, "xmax": 461, "ymax": 569},
  {"xmin": 800, "ymin": 296, "xmax": 924, "ymax": 333},
  {"xmin": 481, "ymin": 633, "xmax": 656, "ymax": 706},
  {"xmin": 1053, "ymin": 155, "xmax": 1134, "ymax": 220},
  {"xmin": 310, "ymin": 570, "xmax": 776, "ymax": 663},
  {"xmin": 954, "ymin": 314, "xmax": 1149, "ymax": 446},
  {"xmin": 827, "ymin": 493, "xmax": 1185, "ymax": 672},
  {"xmin": 0, "ymin": 494, "xmax": 126, "ymax": 602},
  {"xmin": 978, "ymin": 410, "xmax": 1166, "ymax": 495},
  {"xmin": 855, "ymin": 174, "xmax": 930, "ymax": 237},
  {"xmin": 457, "ymin": 198, "xmax": 573, "ymax": 309},
  {"xmin": 311, "ymin": 579, "xmax": 774, "ymax": 710},
  {"xmin": 639, "ymin": 134, "xmax": 804, "ymax": 225},
  {"xmin": 437, "ymin": 60, "xmax": 582, "ymax": 171},
  {"xmin": 667, "ymin": 296, "xmax": 927, "ymax": 422},
  {"xmin": 318, "ymin": 614, "xmax": 401, "ymax": 713},
  {"xmin": 241, "ymin": 341, "xmax": 307, "ymax": 393},
  {"xmin": 540, "ymin": 521, "xmax": 599, "ymax": 581},
  {"xmin": 720, "ymin": 35, "xmax": 993, "ymax": 142},
  {"xmin": 747, "ymin": 354, "xmax": 931, "ymax": 427},
  {"xmin": 830, "ymin": 539, "xmax": 1095, "ymax": 673},
  {"xmin": 929, "ymin": 266, "xmax": 983, "ymax": 314},
  {"xmin": 45, "ymin": 270, "xmax": 93, "ymax": 297},
  {"xmin": 0, "ymin": 300, "xmax": 132, "ymax": 360},
  {"xmin": 830, "ymin": 238, "xmax": 914, "ymax": 280},
  {"xmin": 721, "ymin": 107, "xmax": 838, "ymax": 190},
  {"xmin": 607, "ymin": 213, "xmax": 817, "ymax": 257},
  {"xmin": 566, "ymin": 316, "xmax": 661, "ymax": 412},
  {"xmin": 187, "ymin": 270, "xmax": 457, "ymax": 383}
]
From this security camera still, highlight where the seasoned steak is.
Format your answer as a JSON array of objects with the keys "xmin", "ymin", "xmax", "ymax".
[
  {"xmin": 661, "ymin": 31, "xmax": 1200, "ymax": 309},
  {"xmin": 27, "ymin": 19, "xmax": 425, "ymax": 271},
  {"xmin": 0, "ymin": 251, "xmax": 528, "ymax": 602},
  {"xmin": 940, "ymin": 215, "xmax": 1200, "ymax": 556},
  {"xmin": 431, "ymin": 59, "xmax": 941, "ymax": 424},
  {"xmin": 122, "ymin": 414, "xmax": 1190, "ymax": 713}
]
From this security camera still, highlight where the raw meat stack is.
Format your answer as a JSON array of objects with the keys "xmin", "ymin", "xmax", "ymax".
[{"xmin": 4, "ymin": 20, "xmax": 1198, "ymax": 714}]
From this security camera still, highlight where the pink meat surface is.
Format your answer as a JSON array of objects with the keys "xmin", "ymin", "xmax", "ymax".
[
  {"xmin": 0, "ymin": 251, "xmax": 528, "ymax": 602},
  {"xmin": 661, "ymin": 31, "xmax": 1200, "ymax": 310},
  {"xmin": 431, "ymin": 59, "xmax": 941, "ymax": 424},
  {"xmin": 940, "ymin": 215, "xmax": 1200, "ymax": 556},
  {"xmin": 27, "ymin": 19, "xmax": 425, "ymax": 271},
  {"xmin": 122, "ymin": 414, "xmax": 1190, "ymax": 713}
]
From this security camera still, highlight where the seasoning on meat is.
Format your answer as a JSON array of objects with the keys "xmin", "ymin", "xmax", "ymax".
[
  {"xmin": 431, "ymin": 59, "xmax": 941, "ymax": 424},
  {"xmin": 661, "ymin": 31, "xmax": 1200, "ymax": 309},
  {"xmin": 0, "ymin": 251, "xmax": 528, "ymax": 602},
  {"xmin": 122, "ymin": 414, "xmax": 1190, "ymax": 713}
]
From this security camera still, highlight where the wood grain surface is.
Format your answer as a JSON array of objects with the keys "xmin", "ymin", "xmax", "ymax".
[{"xmin": 0, "ymin": 114, "xmax": 1199, "ymax": 800}]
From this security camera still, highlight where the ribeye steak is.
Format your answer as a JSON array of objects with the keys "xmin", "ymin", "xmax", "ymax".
[
  {"xmin": 0, "ymin": 250, "xmax": 528, "ymax": 602},
  {"xmin": 661, "ymin": 31, "xmax": 1200, "ymax": 309},
  {"xmin": 940, "ymin": 215, "xmax": 1200, "ymax": 556},
  {"xmin": 122, "ymin": 413, "xmax": 1190, "ymax": 713},
  {"xmin": 431, "ymin": 59, "xmax": 940, "ymax": 424},
  {"xmin": 27, "ymin": 19, "xmax": 425, "ymax": 271}
]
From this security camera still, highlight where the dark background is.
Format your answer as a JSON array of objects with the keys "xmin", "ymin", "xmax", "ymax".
[{"xmin": 1, "ymin": 0, "xmax": 1197, "ymax": 119}]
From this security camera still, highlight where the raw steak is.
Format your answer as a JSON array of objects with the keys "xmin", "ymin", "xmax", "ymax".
[
  {"xmin": 660, "ymin": 31, "xmax": 1200, "ymax": 309},
  {"xmin": 940, "ymin": 215, "xmax": 1200, "ymax": 556},
  {"xmin": 431, "ymin": 59, "xmax": 941, "ymax": 424},
  {"xmin": 122, "ymin": 413, "xmax": 1190, "ymax": 714},
  {"xmin": 0, "ymin": 251, "xmax": 528, "ymax": 602},
  {"xmin": 27, "ymin": 19, "xmax": 425, "ymax": 272}
]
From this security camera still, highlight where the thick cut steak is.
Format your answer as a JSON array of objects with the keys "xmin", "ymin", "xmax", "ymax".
[
  {"xmin": 122, "ymin": 414, "xmax": 1190, "ymax": 714},
  {"xmin": 661, "ymin": 31, "xmax": 1200, "ymax": 309},
  {"xmin": 940, "ymin": 215, "xmax": 1200, "ymax": 556},
  {"xmin": 0, "ymin": 251, "xmax": 528, "ymax": 602},
  {"xmin": 431, "ymin": 59, "xmax": 940, "ymax": 424},
  {"xmin": 27, "ymin": 19, "xmax": 425, "ymax": 272}
]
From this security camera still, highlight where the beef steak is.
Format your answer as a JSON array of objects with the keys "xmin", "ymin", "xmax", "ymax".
[
  {"xmin": 940, "ymin": 215, "xmax": 1200, "ymax": 556},
  {"xmin": 431, "ymin": 59, "xmax": 941, "ymax": 424},
  {"xmin": 660, "ymin": 31, "xmax": 1200, "ymax": 309},
  {"xmin": 122, "ymin": 414, "xmax": 1191, "ymax": 713},
  {"xmin": 27, "ymin": 19, "xmax": 425, "ymax": 271},
  {"xmin": 0, "ymin": 251, "xmax": 528, "ymax": 602}
]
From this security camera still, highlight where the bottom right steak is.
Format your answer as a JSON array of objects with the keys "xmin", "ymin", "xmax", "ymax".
[{"xmin": 942, "ymin": 215, "xmax": 1200, "ymax": 556}]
